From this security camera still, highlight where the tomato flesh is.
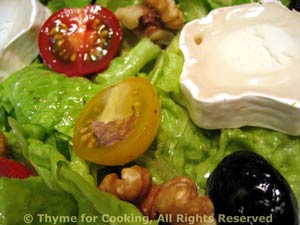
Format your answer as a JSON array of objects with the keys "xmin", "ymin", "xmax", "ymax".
[
  {"xmin": 73, "ymin": 77, "xmax": 160, "ymax": 166},
  {"xmin": 0, "ymin": 158, "xmax": 34, "ymax": 179},
  {"xmin": 38, "ymin": 5, "xmax": 122, "ymax": 77}
]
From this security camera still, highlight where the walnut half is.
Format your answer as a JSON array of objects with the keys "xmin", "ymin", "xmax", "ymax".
[
  {"xmin": 98, "ymin": 165, "xmax": 152, "ymax": 203},
  {"xmin": 145, "ymin": 0, "xmax": 184, "ymax": 30},
  {"xmin": 99, "ymin": 165, "xmax": 216, "ymax": 225},
  {"xmin": 154, "ymin": 177, "xmax": 216, "ymax": 225},
  {"xmin": 115, "ymin": 0, "xmax": 184, "ymax": 46}
]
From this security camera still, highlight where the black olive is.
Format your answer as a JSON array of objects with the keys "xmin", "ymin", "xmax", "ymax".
[
  {"xmin": 207, "ymin": 151, "xmax": 299, "ymax": 225},
  {"xmin": 290, "ymin": 0, "xmax": 300, "ymax": 12}
]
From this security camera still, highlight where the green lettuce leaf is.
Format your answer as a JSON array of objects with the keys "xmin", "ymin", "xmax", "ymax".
[
  {"xmin": 95, "ymin": 0, "xmax": 142, "ymax": 11},
  {"xmin": 43, "ymin": 0, "xmax": 91, "ymax": 12},
  {"xmin": 149, "ymin": 36, "xmax": 183, "ymax": 95},
  {"xmin": 177, "ymin": 0, "xmax": 290, "ymax": 21},
  {"xmin": 177, "ymin": 0, "xmax": 211, "ymax": 22},
  {"xmin": 0, "ymin": 176, "xmax": 77, "ymax": 225},
  {"xmin": 57, "ymin": 161, "xmax": 156, "ymax": 225},
  {"xmin": 25, "ymin": 138, "xmax": 157, "ymax": 225},
  {"xmin": 95, "ymin": 38, "xmax": 161, "ymax": 88},
  {"xmin": 1, "ymin": 63, "xmax": 101, "ymax": 137},
  {"xmin": 136, "ymin": 37, "xmax": 217, "ymax": 188}
]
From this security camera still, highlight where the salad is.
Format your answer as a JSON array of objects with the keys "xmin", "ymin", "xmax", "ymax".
[{"xmin": 0, "ymin": 0, "xmax": 300, "ymax": 225}]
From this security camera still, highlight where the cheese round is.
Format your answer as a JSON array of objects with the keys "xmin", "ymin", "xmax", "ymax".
[
  {"xmin": 0, "ymin": 0, "xmax": 51, "ymax": 80},
  {"xmin": 179, "ymin": 1, "xmax": 300, "ymax": 135}
]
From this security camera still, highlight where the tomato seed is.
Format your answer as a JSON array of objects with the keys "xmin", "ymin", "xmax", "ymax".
[
  {"xmin": 70, "ymin": 53, "xmax": 77, "ymax": 62},
  {"xmin": 80, "ymin": 127, "xmax": 89, "ymax": 134},
  {"xmin": 87, "ymin": 138, "xmax": 97, "ymax": 149},
  {"xmin": 81, "ymin": 133, "xmax": 91, "ymax": 143}
]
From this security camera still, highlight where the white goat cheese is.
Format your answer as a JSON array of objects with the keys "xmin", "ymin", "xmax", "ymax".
[
  {"xmin": 179, "ymin": 1, "xmax": 300, "ymax": 135},
  {"xmin": 0, "ymin": 0, "xmax": 51, "ymax": 80}
]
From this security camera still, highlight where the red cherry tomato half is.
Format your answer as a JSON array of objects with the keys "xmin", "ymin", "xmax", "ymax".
[
  {"xmin": 0, "ymin": 158, "xmax": 35, "ymax": 179},
  {"xmin": 38, "ymin": 5, "xmax": 122, "ymax": 77}
]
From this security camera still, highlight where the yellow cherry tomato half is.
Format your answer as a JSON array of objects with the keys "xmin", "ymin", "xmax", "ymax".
[{"xmin": 73, "ymin": 77, "xmax": 160, "ymax": 166}]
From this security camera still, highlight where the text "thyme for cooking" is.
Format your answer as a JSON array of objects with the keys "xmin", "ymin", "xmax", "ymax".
[{"xmin": 23, "ymin": 213, "xmax": 153, "ymax": 224}]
